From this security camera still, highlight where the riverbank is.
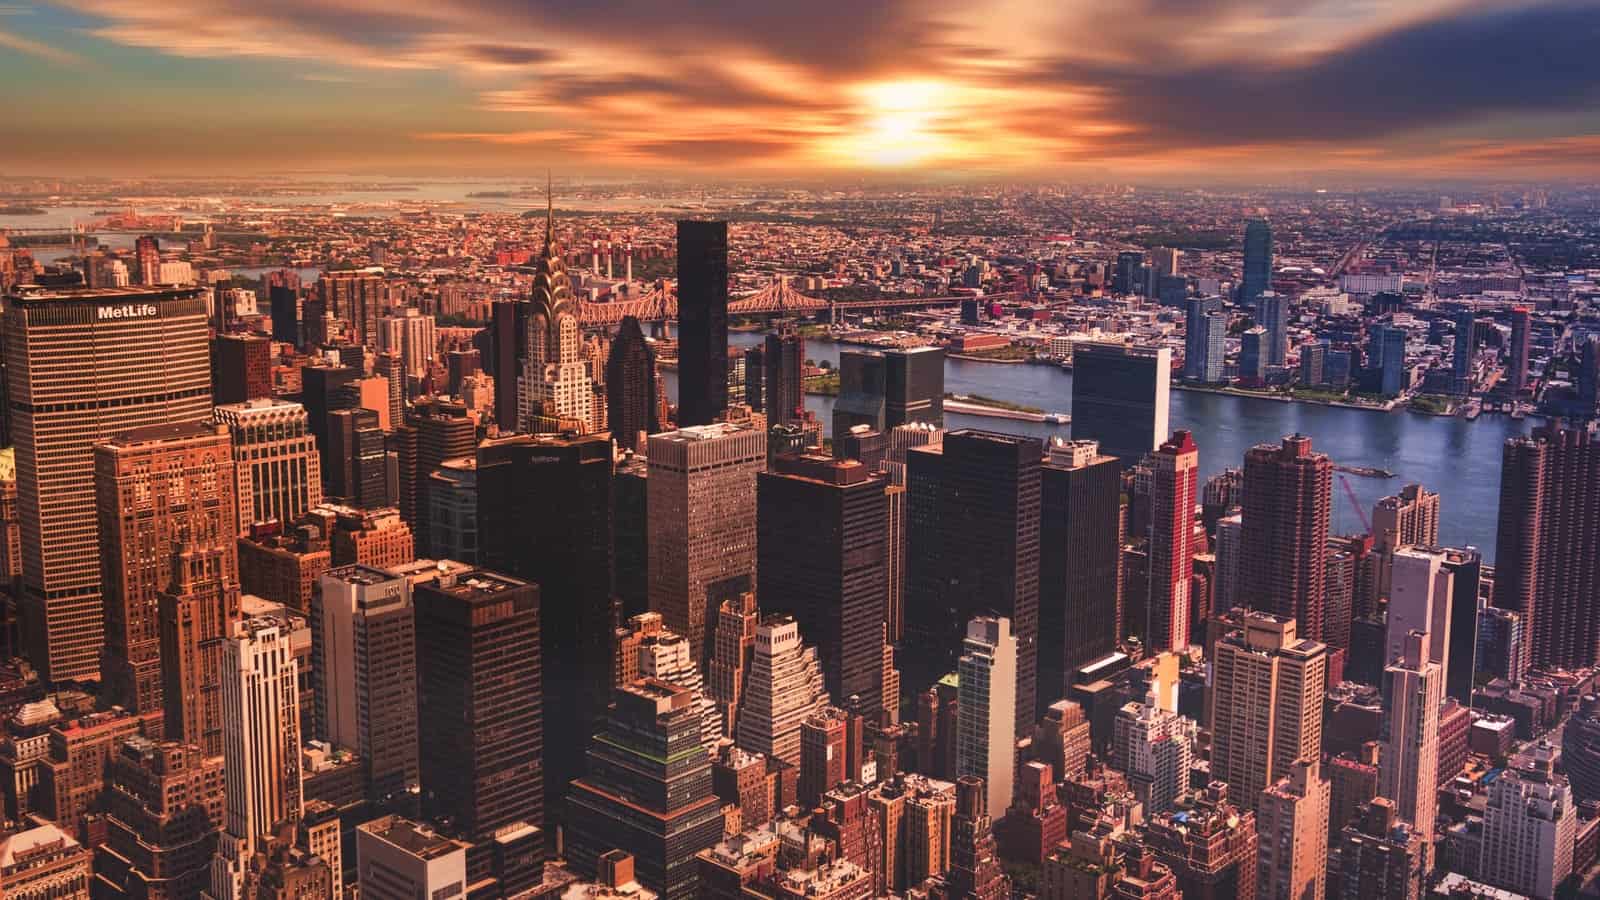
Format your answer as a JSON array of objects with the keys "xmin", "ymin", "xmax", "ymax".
[
  {"xmin": 1172, "ymin": 381, "xmax": 1400, "ymax": 413},
  {"xmin": 943, "ymin": 399, "xmax": 1049, "ymax": 422},
  {"xmin": 948, "ymin": 353, "xmax": 1029, "ymax": 364}
]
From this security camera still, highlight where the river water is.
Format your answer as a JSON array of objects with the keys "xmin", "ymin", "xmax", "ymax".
[{"xmin": 663, "ymin": 332, "xmax": 1528, "ymax": 559}]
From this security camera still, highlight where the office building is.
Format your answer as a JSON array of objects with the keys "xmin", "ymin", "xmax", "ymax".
[
  {"xmin": 1441, "ymin": 548, "xmax": 1482, "ymax": 704},
  {"xmin": 1493, "ymin": 424, "xmax": 1600, "ymax": 670},
  {"xmin": 212, "ymin": 614, "xmax": 303, "ymax": 900},
  {"xmin": 211, "ymin": 333, "xmax": 272, "ymax": 405},
  {"xmin": 677, "ymin": 220, "xmax": 729, "ymax": 427},
  {"xmin": 833, "ymin": 350, "xmax": 887, "ymax": 434},
  {"xmin": 1453, "ymin": 308, "xmax": 1476, "ymax": 389},
  {"xmin": 1371, "ymin": 483, "xmax": 1439, "ymax": 595},
  {"xmin": 617, "ymin": 612, "xmax": 722, "ymax": 749},
  {"xmin": 323, "ymin": 505, "xmax": 413, "ymax": 570},
  {"xmin": 327, "ymin": 407, "xmax": 388, "ymax": 507},
  {"xmin": 605, "ymin": 315, "xmax": 660, "ymax": 452},
  {"xmin": 834, "ymin": 347, "xmax": 945, "ymax": 435},
  {"xmin": 3, "ymin": 284, "xmax": 212, "ymax": 682},
  {"xmin": 1240, "ymin": 434, "xmax": 1332, "ymax": 643},
  {"xmin": 490, "ymin": 299, "xmax": 528, "ymax": 431},
  {"xmin": 269, "ymin": 284, "xmax": 298, "ymax": 346},
  {"xmin": 1184, "ymin": 296, "xmax": 1226, "ymax": 383},
  {"xmin": 1239, "ymin": 326, "xmax": 1268, "ymax": 382},
  {"xmin": 763, "ymin": 326, "xmax": 805, "ymax": 428},
  {"xmin": 1331, "ymin": 798, "xmax": 1424, "ymax": 900},
  {"xmin": 402, "ymin": 404, "xmax": 475, "ymax": 553},
  {"xmin": 312, "ymin": 566, "xmax": 418, "ymax": 810},
  {"xmin": 1112, "ymin": 701, "xmax": 1197, "ymax": 815},
  {"xmin": 734, "ymin": 615, "xmax": 828, "ymax": 766},
  {"xmin": 647, "ymin": 422, "xmax": 765, "ymax": 663},
  {"xmin": 1210, "ymin": 613, "xmax": 1327, "ymax": 809},
  {"xmin": 1508, "ymin": 306, "xmax": 1532, "ymax": 394},
  {"xmin": 1385, "ymin": 547, "xmax": 1452, "ymax": 670},
  {"xmin": 356, "ymin": 815, "xmax": 468, "ymax": 900},
  {"xmin": 414, "ymin": 568, "xmax": 541, "ymax": 840},
  {"xmin": 708, "ymin": 590, "xmax": 759, "ymax": 735},
  {"xmin": 0, "ymin": 821, "xmax": 90, "ymax": 899},
  {"xmin": 425, "ymin": 456, "xmax": 476, "ymax": 563},
  {"xmin": 955, "ymin": 617, "xmax": 1016, "ymax": 821},
  {"xmin": 1475, "ymin": 606, "xmax": 1525, "ymax": 684},
  {"xmin": 216, "ymin": 400, "xmax": 323, "ymax": 533},
  {"xmin": 1379, "ymin": 630, "xmax": 1442, "ymax": 873},
  {"xmin": 1070, "ymin": 344, "xmax": 1170, "ymax": 466},
  {"xmin": 478, "ymin": 431, "xmax": 615, "ymax": 800},
  {"xmin": 1040, "ymin": 439, "xmax": 1122, "ymax": 688},
  {"xmin": 1300, "ymin": 340, "xmax": 1328, "ymax": 386},
  {"xmin": 1256, "ymin": 759, "xmax": 1329, "ymax": 900},
  {"xmin": 318, "ymin": 268, "xmax": 386, "ymax": 347},
  {"xmin": 96, "ymin": 738, "xmax": 225, "ymax": 899},
  {"xmin": 95, "ymin": 421, "xmax": 237, "ymax": 716},
  {"xmin": 1369, "ymin": 324, "xmax": 1408, "ymax": 396},
  {"xmin": 1144, "ymin": 431, "xmax": 1198, "ymax": 653},
  {"xmin": 1242, "ymin": 218, "xmax": 1272, "ymax": 305},
  {"xmin": 936, "ymin": 776, "xmax": 1008, "ymax": 900},
  {"xmin": 906, "ymin": 430, "xmax": 1041, "ymax": 728},
  {"xmin": 518, "ymin": 210, "xmax": 595, "ymax": 434},
  {"xmin": 798, "ymin": 707, "xmax": 852, "ymax": 808},
  {"xmin": 1214, "ymin": 512, "xmax": 1242, "ymax": 614},
  {"xmin": 567, "ymin": 679, "xmax": 724, "ymax": 899},
  {"xmin": 1479, "ymin": 745, "xmax": 1575, "ymax": 900},
  {"xmin": 1034, "ymin": 699, "xmax": 1092, "ymax": 784},
  {"xmin": 1256, "ymin": 291, "xmax": 1287, "ymax": 368},
  {"xmin": 1146, "ymin": 783, "xmax": 1258, "ymax": 900},
  {"xmin": 758, "ymin": 454, "xmax": 890, "ymax": 713}
]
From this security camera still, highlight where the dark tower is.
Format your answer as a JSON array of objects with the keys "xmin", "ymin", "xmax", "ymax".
[
  {"xmin": 414, "ymin": 568, "xmax": 542, "ymax": 841},
  {"xmin": 1040, "ymin": 439, "xmax": 1123, "ymax": 695},
  {"xmin": 477, "ymin": 432, "xmax": 615, "ymax": 827},
  {"xmin": 605, "ymin": 316, "xmax": 660, "ymax": 452},
  {"xmin": 490, "ymin": 299, "xmax": 528, "ymax": 432},
  {"xmin": 763, "ymin": 326, "xmax": 805, "ymax": 428},
  {"xmin": 1242, "ymin": 218, "xmax": 1272, "ymax": 305},
  {"xmin": 675, "ymin": 220, "xmax": 728, "ymax": 427},
  {"xmin": 757, "ymin": 454, "xmax": 889, "ymax": 712},
  {"xmin": 906, "ymin": 430, "xmax": 1041, "ymax": 735}
]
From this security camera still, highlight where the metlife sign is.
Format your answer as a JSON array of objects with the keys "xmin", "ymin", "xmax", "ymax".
[{"xmin": 97, "ymin": 303, "xmax": 159, "ymax": 321}]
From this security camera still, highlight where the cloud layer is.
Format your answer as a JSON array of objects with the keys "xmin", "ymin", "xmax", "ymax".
[{"xmin": 15, "ymin": 0, "xmax": 1600, "ymax": 175}]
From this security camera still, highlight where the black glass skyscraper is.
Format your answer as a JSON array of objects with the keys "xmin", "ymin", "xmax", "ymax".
[
  {"xmin": 905, "ymin": 430, "xmax": 1041, "ymax": 735},
  {"xmin": 606, "ymin": 315, "xmax": 660, "ymax": 451},
  {"xmin": 490, "ymin": 299, "xmax": 528, "ymax": 432},
  {"xmin": 763, "ymin": 327, "xmax": 805, "ymax": 427},
  {"xmin": 676, "ymin": 220, "xmax": 728, "ymax": 427},
  {"xmin": 1242, "ymin": 218, "xmax": 1272, "ymax": 305},
  {"xmin": 269, "ymin": 284, "xmax": 298, "ymax": 346},
  {"xmin": 1070, "ymin": 344, "xmax": 1170, "ymax": 467},
  {"xmin": 477, "ymin": 432, "xmax": 615, "ymax": 826},
  {"xmin": 1040, "ymin": 441, "xmax": 1123, "ymax": 698}
]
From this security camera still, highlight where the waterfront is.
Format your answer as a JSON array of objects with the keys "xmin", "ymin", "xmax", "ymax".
[{"xmin": 665, "ymin": 332, "xmax": 1530, "ymax": 559}]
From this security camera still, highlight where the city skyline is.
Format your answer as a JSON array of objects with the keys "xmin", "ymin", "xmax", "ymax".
[{"xmin": 0, "ymin": 1, "xmax": 1597, "ymax": 178}]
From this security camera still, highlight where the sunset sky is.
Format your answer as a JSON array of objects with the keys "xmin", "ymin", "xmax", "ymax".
[{"xmin": 2, "ymin": 0, "xmax": 1597, "ymax": 179}]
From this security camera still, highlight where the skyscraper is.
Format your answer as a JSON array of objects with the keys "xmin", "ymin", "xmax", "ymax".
[
  {"xmin": 763, "ymin": 326, "xmax": 805, "ymax": 428},
  {"xmin": 1372, "ymin": 483, "xmax": 1440, "ymax": 598},
  {"xmin": 758, "ymin": 453, "xmax": 890, "ymax": 713},
  {"xmin": 648, "ymin": 422, "xmax": 765, "ymax": 664},
  {"xmin": 1257, "ymin": 291, "xmax": 1287, "ymax": 368},
  {"xmin": 1070, "ymin": 344, "xmax": 1171, "ymax": 466},
  {"xmin": 1144, "ymin": 431, "xmax": 1198, "ymax": 653},
  {"xmin": 1210, "ymin": 613, "xmax": 1327, "ymax": 809},
  {"xmin": 1112, "ymin": 701, "xmax": 1197, "ymax": 815},
  {"xmin": 1379, "ymin": 630, "xmax": 1442, "ymax": 872},
  {"xmin": 1039, "ymin": 438, "xmax": 1122, "ymax": 690},
  {"xmin": 942, "ymin": 776, "xmax": 1009, "ymax": 900},
  {"xmin": 1493, "ymin": 424, "xmax": 1600, "ymax": 670},
  {"xmin": 1242, "ymin": 218, "xmax": 1272, "ymax": 305},
  {"xmin": 215, "ymin": 399, "xmax": 324, "ymax": 533},
  {"xmin": 906, "ymin": 430, "xmax": 1040, "ymax": 731},
  {"xmin": 3, "ymin": 283, "xmax": 213, "ymax": 682},
  {"xmin": 833, "ymin": 350, "xmax": 887, "ymax": 434},
  {"xmin": 605, "ymin": 315, "xmax": 661, "ymax": 452},
  {"xmin": 312, "ymin": 566, "xmax": 419, "ymax": 811},
  {"xmin": 1184, "ymin": 296, "xmax": 1225, "ymax": 383},
  {"xmin": 1240, "ymin": 434, "xmax": 1333, "ymax": 643},
  {"xmin": 734, "ymin": 615, "xmax": 828, "ymax": 766},
  {"xmin": 677, "ymin": 220, "xmax": 729, "ymax": 427},
  {"xmin": 490, "ymin": 299, "xmax": 528, "ymax": 431},
  {"xmin": 404, "ymin": 404, "xmax": 475, "ymax": 553},
  {"xmin": 1508, "ymin": 306, "xmax": 1532, "ymax": 395},
  {"xmin": 318, "ymin": 268, "xmax": 387, "ymax": 347},
  {"xmin": 413, "ymin": 568, "xmax": 542, "ymax": 840},
  {"xmin": 213, "ymin": 614, "xmax": 303, "ymax": 900},
  {"xmin": 269, "ymin": 283, "xmax": 299, "ymax": 347},
  {"xmin": 566, "ymin": 679, "xmax": 724, "ymax": 899},
  {"xmin": 1453, "ymin": 308, "xmax": 1476, "ymax": 390},
  {"xmin": 518, "ymin": 205, "xmax": 595, "ymax": 434},
  {"xmin": 1256, "ymin": 759, "xmax": 1329, "ymax": 900},
  {"xmin": 95, "ymin": 421, "xmax": 237, "ymax": 715},
  {"xmin": 884, "ymin": 346, "xmax": 945, "ymax": 428},
  {"xmin": 956, "ymin": 617, "xmax": 1016, "ymax": 821},
  {"xmin": 1480, "ymin": 744, "xmax": 1576, "ymax": 900},
  {"xmin": 327, "ymin": 407, "xmax": 388, "ymax": 507},
  {"xmin": 97, "ymin": 738, "xmax": 225, "ymax": 899},
  {"xmin": 1385, "ymin": 547, "xmax": 1452, "ymax": 670},
  {"xmin": 210, "ymin": 333, "xmax": 272, "ymax": 405}
]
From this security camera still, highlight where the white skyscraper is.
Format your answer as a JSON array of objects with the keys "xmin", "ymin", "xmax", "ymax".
[
  {"xmin": 1112, "ymin": 700, "xmax": 1198, "ymax": 815},
  {"xmin": 377, "ymin": 307, "xmax": 438, "ymax": 380},
  {"xmin": 1481, "ymin": 743, "xmax": 1576, "ymax": 900},
  {"xmin": 210, "ymin": 614, "xmax": 304, "ymax": 900},
  {"xmin": 734, "ymin": 615, "xmax": 827, "ymax": 766},
  {"xmin": 518, "ymin": 200, "xmax": 595, "ymax": 433},
  {"xmin": 1380, "ymin": 629, "xmax": 1443, "ymax": 873},
  {"xmin": 1214, "ymin": 513, "xmax": 1243, "ymax": 611},
  {"xmin": 1386, "ymin": 547, "xmax": 1453, "ymax": 669},
  {"xmin": 957, "ymin": 616, "xmax": 1017, "ymax": 820}
]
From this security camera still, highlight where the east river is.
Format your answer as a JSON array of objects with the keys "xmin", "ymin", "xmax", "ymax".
[{"xmin": 664, "ymin": 332, "xmax": 1533, "ymax": 561}]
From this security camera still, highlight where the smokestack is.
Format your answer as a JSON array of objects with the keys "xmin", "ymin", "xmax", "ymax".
[
  {"xmin": 626, "ymin": 243, "xmax": 633, "ymax": 285},
  {"xmin": 606, "ymin": 242, "xmax": 613, "ymax": 279},
  {"xmin": 592, "ymin": 240, "xmax": 600, "ymax": 276}
]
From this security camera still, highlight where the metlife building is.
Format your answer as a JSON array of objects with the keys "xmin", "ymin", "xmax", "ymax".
[{"xmin": 2, "ymin": 283, "xmax": 212, "ymax": 681}]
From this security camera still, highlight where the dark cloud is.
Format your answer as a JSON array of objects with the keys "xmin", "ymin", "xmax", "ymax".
[
  {"xmin": 1047, "ymin": 0, "xmax": 1600, "ymax": 150},
  {"xmin": 460, "ymin": 43, "xmax": 553, "ymax": 66}
]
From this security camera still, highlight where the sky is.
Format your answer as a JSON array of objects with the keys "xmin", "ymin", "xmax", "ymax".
[{"xmin": 1, "ymin": 0, "xmax": 1598, "ymax": 180}]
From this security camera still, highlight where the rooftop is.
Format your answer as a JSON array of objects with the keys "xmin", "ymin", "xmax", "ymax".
[{"xmin": 359, "ymin": 816, "xmax": 463, "ymax": 860}]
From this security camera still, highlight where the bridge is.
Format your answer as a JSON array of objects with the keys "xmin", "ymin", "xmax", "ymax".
[
  {"xmin": 577, "ymin": 278, "xmax": 829, "ymax": 327},
  {"xmin": 828, "ymin": 291, "xmax": 1026, "ymax": 313}
]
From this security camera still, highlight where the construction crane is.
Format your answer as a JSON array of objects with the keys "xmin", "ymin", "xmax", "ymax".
[{"xmin": 1339, "ymin": 474, "xmax": 1372, "ymax": 534}]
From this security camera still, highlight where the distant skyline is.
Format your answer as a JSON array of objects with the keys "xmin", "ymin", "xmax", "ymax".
[{"xmin": 1, "ymin": 0, "xmax": 1598, "ymax": 178}]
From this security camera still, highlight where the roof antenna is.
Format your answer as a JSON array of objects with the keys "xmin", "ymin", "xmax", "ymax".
[{"xmin": 545, "ymin": 169, "xmax": 554, "ymax": 247}]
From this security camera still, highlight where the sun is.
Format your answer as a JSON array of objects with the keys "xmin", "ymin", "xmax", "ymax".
[{"xmin": 833, "ymin": 79, "xmax": 954, "ymax": 168}]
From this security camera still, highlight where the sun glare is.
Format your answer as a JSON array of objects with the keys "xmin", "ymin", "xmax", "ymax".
[{"xmin": 843, "ymin": 79, "xmax": 953, "ymax": 168}]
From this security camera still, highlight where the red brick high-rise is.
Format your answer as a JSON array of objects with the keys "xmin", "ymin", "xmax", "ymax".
[
  {"xmin": 1493, "ymin": 424, "xmax": 1600, "ymax": 670},
  {"xmin": 1239, "ymin": 434, "xmax": 1332, "ymax": 642},
  {"xmin": 1145, "ymin": 431, "xmax": 1199, "ymax": 652}
]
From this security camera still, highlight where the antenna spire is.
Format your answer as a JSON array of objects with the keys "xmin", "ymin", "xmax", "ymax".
[{"xmin": 545, "ymin": 170, "xmax": 554, "ymax": 247}]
